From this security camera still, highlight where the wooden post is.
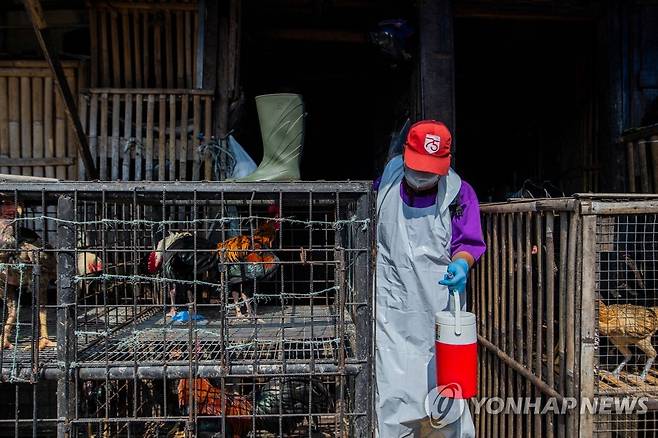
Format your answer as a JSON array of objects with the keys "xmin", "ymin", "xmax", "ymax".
[
  {"xmin": 418, "ymin": 0, "xmax": 456, "ymax": 137},
  {"xmin": 22, "ymin": 0, "xmax": 98, "ymax": 179}
]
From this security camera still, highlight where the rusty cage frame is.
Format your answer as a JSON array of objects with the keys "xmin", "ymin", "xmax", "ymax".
[
  {"xmin": 0, "ymin": 181, "xmax": 374, "ymax": 438},
  {"xmin": 474, "ymin": 194, "xmax": 658, "ymax": 437}
]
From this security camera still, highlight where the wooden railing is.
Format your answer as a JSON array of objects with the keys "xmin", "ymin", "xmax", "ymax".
[{"xmin": 79, "ymin": 88, "xmax": 214, "ymax": 181}]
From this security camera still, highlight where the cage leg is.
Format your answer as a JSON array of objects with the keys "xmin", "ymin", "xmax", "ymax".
[{"xmin": 611, "ymin": 343, "xmax": 633, "ymax": 378}]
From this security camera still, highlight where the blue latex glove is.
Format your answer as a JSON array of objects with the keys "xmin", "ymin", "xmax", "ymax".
[{"xmin": 439, "ymin": 258, "xmax": 470, "ymax": 294}]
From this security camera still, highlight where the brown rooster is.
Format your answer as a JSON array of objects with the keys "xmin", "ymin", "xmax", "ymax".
[
  {"xmin": 598, "ymin": 300, "xmax": 658, "ymax": 380},
  {"xmin": 216, "ymin": 207, "xmax": 280, "ymax": 319},
  {"xmin": 178, "ymin": 378, "xmax": 252, "ymax": 438},
  {"xmin": 178, "ymin": 377, "xmax": 333, "ymax": 437}
]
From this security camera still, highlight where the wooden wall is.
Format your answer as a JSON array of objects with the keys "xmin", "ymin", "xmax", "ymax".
[{"xmin": 0, "ymin": 60, "xmax": 83, "ymax": 180}]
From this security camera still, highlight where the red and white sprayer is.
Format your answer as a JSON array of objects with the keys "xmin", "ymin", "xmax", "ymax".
[{"xmin": 435, "ymin": 291, "xmax": 478, "ymax": 398}]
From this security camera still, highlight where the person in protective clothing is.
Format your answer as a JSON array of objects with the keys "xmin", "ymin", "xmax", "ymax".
[{"xmin": 375, "ymin": 120, "xmax": 485, "ymax": 437}]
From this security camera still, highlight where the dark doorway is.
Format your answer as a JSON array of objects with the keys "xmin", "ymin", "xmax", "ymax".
[
  {"xmin": 239, "ymin": 2, "xmax": 415, "ymax": 181},
  {"xmin": 455, "ymin": 18, "xmax": 598, "ymax": 201}
]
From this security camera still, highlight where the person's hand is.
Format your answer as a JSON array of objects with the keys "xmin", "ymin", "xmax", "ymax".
[{"xmin": 439, "ymin": 258, "xmax": 470, "ymax": 294}]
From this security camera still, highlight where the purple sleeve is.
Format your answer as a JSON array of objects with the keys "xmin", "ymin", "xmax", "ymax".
[
  {"xmin": 451, "ymin": 181, "xmax": 486, "ymax": 261},
  {"xmin": 373, "ymin": 176, "xmax": 382, "ymax": 191}
]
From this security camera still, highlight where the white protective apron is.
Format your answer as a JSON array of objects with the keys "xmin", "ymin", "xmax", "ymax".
[{"xmin": 375, "ymin": 156, "xmax": 475, "ymax": 438}]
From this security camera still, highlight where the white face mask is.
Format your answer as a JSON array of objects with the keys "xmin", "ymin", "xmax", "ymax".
[{"xmin": 404, "ymin": 166, "xmax": 440, "ymax": 191}]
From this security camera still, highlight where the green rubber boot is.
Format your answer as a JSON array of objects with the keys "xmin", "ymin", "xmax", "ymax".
[{"xmin": 235, "ymin": 93, "xmax": 305, "ymax": 181}]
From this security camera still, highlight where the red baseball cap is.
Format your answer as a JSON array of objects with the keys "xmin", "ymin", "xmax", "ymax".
[{"xmin": 403, "ymin": 120, "xmax": 452, "ymax": 175}]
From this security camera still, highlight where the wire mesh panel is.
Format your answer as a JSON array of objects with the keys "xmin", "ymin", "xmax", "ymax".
[
  {"xmin": 593, "ymin": 202, "xmax": 658, "ymax": 437},
  {"xmin": 0, "ymin": 181, "xmax": 373, "ymax": 438}
]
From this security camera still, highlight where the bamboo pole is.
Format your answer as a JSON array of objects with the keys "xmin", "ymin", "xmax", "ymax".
[
  {"xmin": 168, "ymin": 94, "xmax": 176, "ymax": 180},
  {"xmin": 87, "ymin": 94, "xmax": 99, "ymax": 180},
  {"xmin": 77, "ymin": 92, "xmax": 87, "ymax": 180},
  {"xmin": 506, "ymin": 214, "xmax": 515, "ymax": 436},
  {"xmin": 486, "ymin": 214, "xmax": 493, "ymax": 437},
  {"xmin": 557, "ymin": 212, "xmax": 568, "ymax": 438},
  {"xmin": 44, "ymin": 77, "xmax": 53, "ymax": 178},
  {"xmin": 64, "ymin": 71, "xmax": 76, "ymax": 180},
  {"xmin": 534, "ymin": 213, "xmax": 544, "ymax": 435},
  {"xmin": 500, "ymin": 215, "xmax": 507, "ymax": 438},
  {"xmin": 20, "ymin": 77, "xmax": 32, "ymax": 176},
  {"xmin": 192, "ymin": 95, "xmax": 200, "ymax": 180},
  {"xmin": 0, "ymin": 77, "xmax": 8, "ymax": 174},
  {"xmin": 99, "ymin": 92, "xmax": 108, "ymax": 179},
  {"xmin": 524, "ymin": 212, "xmax": 533, "ymax": 438},
  {"xmin": 134, "ymin": 94, "xmax": 143, "ymax": 180},
  {"xmin": 111, "ymin": 93, "xmax": 120, "ymax": 180},
  {"xmin": 492, "ymin": 215, "xmax": 500, "ymax": 436},
  {"xmin": 204, "ymin": 96, "xmax": 212, "ymax": 179},
  {"xmin": 180, "ymin": 94, "xmax": 189, "ymax": 180},
  {"xmin": 54, "ymin": 85, "xmax": 65, "ymax": 179},
  {"xmin": 145, "ymin": 94, "xmax": 154, "ymax": 180},
  {"xmin": 8, "ymin": 77, "xmax": 19, "ymax": 176},
  {"xmin": 545, "ymin": 212, "xmax": 555, "ymax": 438},
  {"xmin": 122, "ymin": 93, "xmax": 132, "ymax": 180},
  {"xmin": 158, "ymin": 94, "xmax": 166, "ymax": 181},
  {"xmin": 514, "ymin": 213, "xmax": 523, "ymax": 438},
  {"xmin": 565, "ymin": 211, "xmax": 578, "ymax": 435},
  {"xmin": 32, "ymin": 77, "xmax": 44, "ymax": 177}
]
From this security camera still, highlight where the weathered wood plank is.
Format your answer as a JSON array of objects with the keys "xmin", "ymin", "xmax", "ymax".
[
  {"xmin": 158, "ymin": 94, "xmax": 166, "ymax": 180},
  {"xmin": 122, "ymin": 93, "xmax": 132, "ymax": 180},
  {"xmin": 0, "ymin": 77, "xmax": 8, "ymax": 174},
  {"xmin": 44, "ymin": 76, "xmax": 54, "ymax": 178},
  {"xmin": 134, "ymin": 94, "xmax": 143, "ymax": 180},
  {"xmin": 145, "ymin": 94, "xmax": 154, "ymax": 180},
  {"xmin": 32, "ymin": 77, "xmax": 44, "ymax": 177},
  {"xmin": 8, "ymin": 77, "xmax": 20, "ymax": 175},
  {"xmin": 99, "ymin": 93, "xmax": 109, "ymax": 179},
  {"xmin": 20, "ymin": 77, "xmax": 32, "ymax": 176}
]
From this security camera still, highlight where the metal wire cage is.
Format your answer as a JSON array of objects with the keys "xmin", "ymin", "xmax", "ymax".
[{"xmin": 0, "ymin": 181, "xmax": 374, "ymax": 438}]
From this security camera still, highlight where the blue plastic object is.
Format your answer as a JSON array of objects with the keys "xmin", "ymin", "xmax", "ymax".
[{"xmin": 171, "ymin": 310, "xmax": 208, "ymax": 326}]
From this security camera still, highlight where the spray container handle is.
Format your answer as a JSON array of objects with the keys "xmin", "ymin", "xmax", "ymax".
[{"xmin": 453, "ymin": 290, "xmax": 461, "ymax": 335}]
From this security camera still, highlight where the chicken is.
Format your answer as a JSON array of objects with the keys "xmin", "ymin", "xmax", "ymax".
[
  {"xmin": 0, "ymin": 203, "xmax": 103, "ymax": 350},
  {"xmin": 216, "ymin": 205, "xmax": 280, "ymax": 320},
  {"xmin": 177, "ymin": 377, "xmax": 333, "ymax": 437},
  {"xmin": 147, "ymin": 232, "xmax": 218, "ymax": 317},
  {"xmin": 598, "ymin": 300, "xmax": 658, "ymax": 380}
]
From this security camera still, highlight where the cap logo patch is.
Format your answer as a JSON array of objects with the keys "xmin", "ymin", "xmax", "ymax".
[{"xmin": 424, "ymin": 134, "xmax": 441, "ymax": 154}]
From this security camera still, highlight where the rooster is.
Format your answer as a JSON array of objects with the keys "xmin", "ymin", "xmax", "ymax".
[
  {"xmin": 0, "ymin": 203, "xmax": 103, "ymax": 350},
  {"xmin": 216, "ymin": 208, "xmax": 280, "ymax": 320},
  {"xmin": 598, "ymin": 300, "xmax": 658, "ymax": 380},
  {"xmin": 147, "ymin": 231, "xmax": 218, "ymax": 319},
  {"xmin": 177, "ymin": 377, "xmax": 333, "ymax": 437}
]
